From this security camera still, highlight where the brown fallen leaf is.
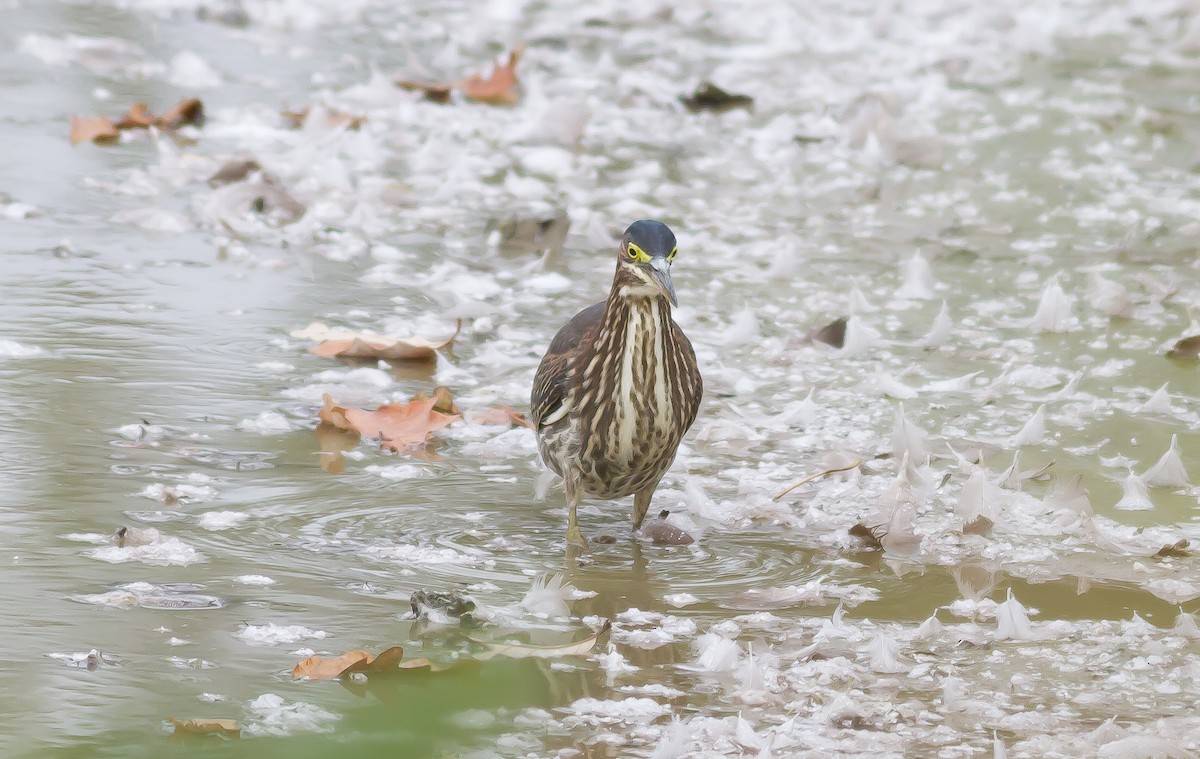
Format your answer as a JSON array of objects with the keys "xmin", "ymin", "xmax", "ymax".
[
  {"xmin": 293, "ymin": 645, "xmax": 450, "ymax": 680},
  {"xmin": 459, "ymin": 47, "xmax": 523, "ymax": 105},
  {"xmin": 1166, "ymin": 335, "xmax": 1200, "ymax": 360},
  {"xmin": 1155, "ymin": 539, "xmax": 1190, "ymax": 558},
  {"xmin": 805, "ymin": 316, "xmax": 848, "ymax": 349},
  {"xmin": 158, "ymin": 97, "xmax": 205, "ymax": 129},
  {"xmin": 318, "ymin": 392, "xmax": 460, "ymax": 452},
  {"xmin": 114, "ymin": 102, "xmax": 155, "ymax": 129},
  {"xmin": 69, "ymin": 115, "xmax": 119, "ymax": 145},
  {"xmin": 208, "ymin": 158, "xmax": 263, "ymax": 187},
  {"xmin": 396, "ymin": 46, "xmax": 524, "ymax": 106},
  {"xmin": 414, "ymin": 385, "xmax": 460, "ymax": 416},
  {"xmin": 168, "ymin": 717, "xmax": 240, "ymax": 738},
  {"xmin": 469, "ymin": 405, "xmax": 534, "ymax": 429},
  {"xmin": 680, "ymin": 82, "xmax": 754, "ymax": 114},
  {"xmin": 471, "ymin": 620, "xmax": 612, "ymax": 661},
  {"xmin": 961, "ymin": 515, "xmax": 994, "ymax": 536},
  {"xmin": 293, "ymin": 321, "xmax": 460, "ymax": 362},
  {"xmin": 70, "ymin": 97, "xmax": 204, "ymax": 146}
]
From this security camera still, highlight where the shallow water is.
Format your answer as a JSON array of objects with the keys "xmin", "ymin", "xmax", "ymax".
[{"xmin": 2, "ymin": 0, "xmax": 1200, "ymax": 757}]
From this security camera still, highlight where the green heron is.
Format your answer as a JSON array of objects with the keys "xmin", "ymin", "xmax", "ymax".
[{"xmin": 531, "ymin": 219, "xmax": 703, "ymax": 547}]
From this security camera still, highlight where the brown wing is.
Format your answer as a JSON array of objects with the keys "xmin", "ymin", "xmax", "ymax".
[
  {"xmin": 672, "ymin": 318, "xmax": 703, "ymax": 433},
  {"xmin": 531, "ymin": 301, "xmax": 605, "ymax": 429}
]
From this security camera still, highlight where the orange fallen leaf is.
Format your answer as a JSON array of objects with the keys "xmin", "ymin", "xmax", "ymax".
[
  {"xmin": 69, "ymin": 97, "xmax": 204, "ymax": 146},
  {"xmin": 293, "ymin": 321, "xmax": 459, "ymax": 362},
  {"xmin": 292, "ymin": 649, "xmax": 372, "ymax": 680},
  {"xmin": 158, "ymin": 97, "xmax": 205, "ymax": 130},
  {"xmin": 395, "ymin": 46, "xmax": 523, "ymax": 106},
  {"xmin": 415, "ymin": 385, "xmax": 460, "ymax": 416},
  {"xmin": 293, "ymin": 645, "xmax": 451, "ymax": 681},
  {"xmin": 318, "ymin": 392, "xmax": 460, "ymax": 452},
  {"xmin": 114, "ymin": 102, "xmax": 155, "ymax": 129},
  {"xmin": 69, "ymin": 115, "xmax": 119, "ymax": 145},
  {"xmin": 318, "ymin": 394, "xmax": 355, "ymax": 431},
  {"xmin": 458, "ymin": 47, "xmax": 523, "ymax": 105},
  {"xmin": 471, "ymin": 405, "xmax": 534, "ymax": 429},
  {"xmin": 168, "ymin": 717, "xmax": 240, "ymax": 738}
]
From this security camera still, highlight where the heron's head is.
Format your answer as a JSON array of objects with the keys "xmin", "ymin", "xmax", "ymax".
[{"xmin": 615, "ymin": 219, "xmax": 679, "ymax": 307}]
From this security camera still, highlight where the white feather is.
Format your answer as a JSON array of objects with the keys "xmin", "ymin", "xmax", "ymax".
[
  {"xmin": 1114, "ymin": 472, "xmax": 1154, "ymax": 511},
  {"xmin": 1143, "ymin": 434, "xmax": 1189, "ymax": 487}
]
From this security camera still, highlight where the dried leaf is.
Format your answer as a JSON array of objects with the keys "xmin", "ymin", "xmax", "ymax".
[
  {"xmin": 1166, "ymin": 335, "xmax": 1200, "ymax": 360},
  {"xmin": 961, "ymin": 515, "xmax": 994, "ymax": 536},
  {"xmin": 458, "ymin": 47, "xmax": 523, "ymax": 105},
  {"xmin": 680, "ymin": 82, "xmax": 754, "ymax": 114},
  {"xmin": 1156, "ymin": 539, "xmax": 1190, "ymax": 558},
  {"xmin": 318, "ymin": 393, "xmax": 355, "ymax": 431},
  {"xmin": 293, "ymin": 646, "xmax": 451, "ymax": 681},
  {"xmin": 394, "ymin": 80, "xmax": 453, "ymax": 103},
  {"xmin": 158, "ymin": 97, "xmax": 205, "ymax": 129},
  {"xmin": 806, "ymin": 317, "xmax": 848, "ymax": 349},
  {"xmin": 472, "ymin": 620, "xmax": 611, "ymax": 661},
  {"xmin": 470, "ymin": 405, "xmax": 535, "ymax": 429},
  {"xmin": 431, "ymin": 386, "xmax": 459, "ymax": 415},
  {"xmin": 69, "ymin": 97, "xmax": 204, "ymax": 145},
  {"xmin": 849, "ymin": 522, "xmax": 884, "ymax": 550},
  {"xmin": 208, "ymin": 158, "xmax": 263, "ymax": 187},
  {"xmin": 69, "ymin": 115, "xmax": 119, "ymax": 145},
  {"xmin": 114, "ymin": 102, "xmax": 155, "ymax": 129},
  {"xmin": 292, "ymin": 650, "xmax": 371, "ymax": 680},
  {"xmin": 168, "ymin": 717, "xmax": 240, "ymax": 738},
  {"xmin": 318, "ymin": 392, "xmax": 460, "ymax": 452},
  {"xmin": 294, "ymin": 321, "xmax": 459, "ymax": 362},
  {"xmin": 395, "ymin": 47, "xmax": 523, "ymax": 106}
]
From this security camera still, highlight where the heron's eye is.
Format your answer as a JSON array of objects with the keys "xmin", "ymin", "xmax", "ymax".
[
  {"xmin": 626, "ymin": 244, "xmax": 648, "ymax": 262},
  {"xmin": 668, "ymin": 247, "xmax": 678, "ymax": 261}
]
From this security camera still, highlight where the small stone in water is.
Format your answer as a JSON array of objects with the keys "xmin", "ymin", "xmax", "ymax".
[{"xmin": 592, "ymin": 532, "xmax": 619, "ymax": 544}]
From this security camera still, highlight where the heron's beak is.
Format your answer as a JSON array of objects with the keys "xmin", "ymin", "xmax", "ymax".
[{"xmin": 648, "ymin": 257, "xmax": 678, "ymax": 307}]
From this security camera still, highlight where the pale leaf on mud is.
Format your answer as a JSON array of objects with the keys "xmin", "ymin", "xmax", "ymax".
[
  {"xmin": 70, "ymin": 97, "xmax": 204, "ymax": 145},
  {"xmin": 396, "ymin": 47, "xmax": 523, "ymax": 106},
  {"xmin": 1155, "ymin": 539, "xmax": 1190, "ymax": 558},
  {"xmin": 168, "ymin": 717, "xmax": 240, "ymax": 738},
  {"xmin": 294, "ymin": 321, "xmax": 459, "ymax": 362},
  {"xmin": 318, "ymin": 392, "xmax": 460, "ymax": 451},
  {"xmin": 457, "ymin": 46, "xmax": 523, "ymax": 105},
  {"xmin": 69, "ymin": 115, "xmax": 119, "ymax": 145},
  {"xmin": 292, "ymin": 646, "xmax": 450, "ymax": 681}
]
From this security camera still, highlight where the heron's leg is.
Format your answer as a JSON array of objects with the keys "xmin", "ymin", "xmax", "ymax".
[
  {"xmin": 632, "ymin": 486, "xmax": 655, "ymax": 530},
  {"xmin": 564, "ymin": 470, "xmax": 588, "ymax": 549}
]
